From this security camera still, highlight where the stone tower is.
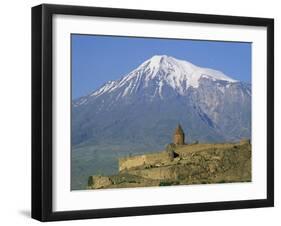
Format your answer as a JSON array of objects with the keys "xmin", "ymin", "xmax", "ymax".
[{"xmin": 173, "ymin": 124, "xmax": 185, "ymax": 145}]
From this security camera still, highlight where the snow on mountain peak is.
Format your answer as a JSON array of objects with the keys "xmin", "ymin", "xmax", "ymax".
[
  {"xmin": 131, "ymin": 55, "xmax": 236, "ymax": 92},
  {"xmin": 90, "ymin": 55, "xmax": 237, "ymax": 99},
  {"xmin": 90, "ymin": 80, "xmax": 117, "ymax": 97}
]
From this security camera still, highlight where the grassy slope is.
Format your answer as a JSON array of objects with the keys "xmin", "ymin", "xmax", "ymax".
[{"xmin": 71, "ymin": 142, "xmax": 163, "ymax": 190}]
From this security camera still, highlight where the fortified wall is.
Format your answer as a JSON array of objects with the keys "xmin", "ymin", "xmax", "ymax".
[
  {"xmin": 88, "ymin": 140, "xmax": 251, "ymax": 189},
  {"xmin": 87, "ymin": 124, "xmax": 251, "ymax": 189},
  {"xmin": 119, "ymin": 124, "xmax": 185, "ymax": 172},
  {"xmin": 119, "ymin": 151, "xmax": 173, "ymax": 172}
]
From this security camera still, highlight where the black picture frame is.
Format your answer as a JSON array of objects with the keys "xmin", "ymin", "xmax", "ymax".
[{"xmin": 32, "ymin": 3, "xmax": 274, "ymax": 222}]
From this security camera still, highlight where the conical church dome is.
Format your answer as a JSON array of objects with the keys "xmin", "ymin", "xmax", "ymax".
[
  {"xmin": 173, "ymin": 124, "xmax": 185, "ymax": 145},
  {"xmin": 174, "ymin": 124, "xmax": 184, "ymax": 135}
]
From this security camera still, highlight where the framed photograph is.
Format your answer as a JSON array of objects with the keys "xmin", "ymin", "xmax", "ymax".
[{"xmin": 32, "ymin": 4, "xmax": 274, "ymax": 221}]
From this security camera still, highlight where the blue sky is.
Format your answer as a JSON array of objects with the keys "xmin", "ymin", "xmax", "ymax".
[{"xmin": 72, "ymin": 34, "xmax": 251, "ymax": 99}]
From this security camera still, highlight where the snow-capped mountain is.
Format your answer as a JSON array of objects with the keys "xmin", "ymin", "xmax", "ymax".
[
  {"xmin": 74, "ymin": 55, "xmax": 237, "ymax": 107},
  {"xmin": 72, "ymin": 55, "xmax": 251, "ymax": 147}
]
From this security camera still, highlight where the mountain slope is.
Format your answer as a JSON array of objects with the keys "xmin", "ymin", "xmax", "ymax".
[
  {"xmin": 74, "ymin": 55, "xmax": 237, "ymax": 105},
  {"xmin": 71, "ymin": 55, "xmax": 251, "ymax": 189},
  {"xmin": 72, "ymin": 55, "xmax": 251, "ymax": 146}
]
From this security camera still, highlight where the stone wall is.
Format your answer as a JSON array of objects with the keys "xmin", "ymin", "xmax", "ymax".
[
  {"xmin": 89, "ymin": 142, "xmax": 251, "ymax": 189},
  {"xmin": 119, "ymin": 151, "xmax": 172, "ymax": 172},
  {"xmin": 240, "ymin": 139, "xmax": 251, "ymax": 145},
  {"xmin": 122, "ymin": 143, "xmax": 251, "ymax": 182},
  {"xmin": 88, "ymin": 175, "xmax": 112, "ymax": 189},
  {"xmin": 127, "ymin": 166, "xmax": 178, "ymax": 180}
]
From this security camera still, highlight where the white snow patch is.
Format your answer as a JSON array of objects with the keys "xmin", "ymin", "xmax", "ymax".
[
  {"xmin": 122, "ymin": 82, "xmax": 132, "ymax": 97},
  {"xmin": 73, "ymin": 98, "xmax": 88, "ymax": 107},
  {"xmin": 91, "ymin": 80, "xmax": 117, "ymax": 97},
  {"xmin": 217, "ymin": 85, "xmax": 225, "ymax": 94},
  {"xmin": 158, "ymin": 80, "xmax": 164, "ymax": 98},
  {"xmin": 83, "ymin": 55, "xmax": 238, "ymax": 102}
]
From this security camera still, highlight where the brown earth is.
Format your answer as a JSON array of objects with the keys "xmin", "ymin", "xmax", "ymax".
[{"xmin": 88, "ymin": 141, "xmax": 251, "ymax": 189}]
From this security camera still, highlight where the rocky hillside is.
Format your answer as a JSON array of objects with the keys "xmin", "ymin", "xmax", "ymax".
[{"xmin": 88, "ymin": 140, "xmax": 251, "ymax": 189}]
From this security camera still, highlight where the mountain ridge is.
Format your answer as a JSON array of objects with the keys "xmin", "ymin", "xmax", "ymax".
[
  {"xmin": 73, "ymin": 55, "xmax": 240, "ymax": 107},
  {"xmin": 71, "ymin": 55, "xmax": 251, "ymax": 190},
  {"xmin": 72, "ymin": 55, "xmax": 251, "ymax": 146}
]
